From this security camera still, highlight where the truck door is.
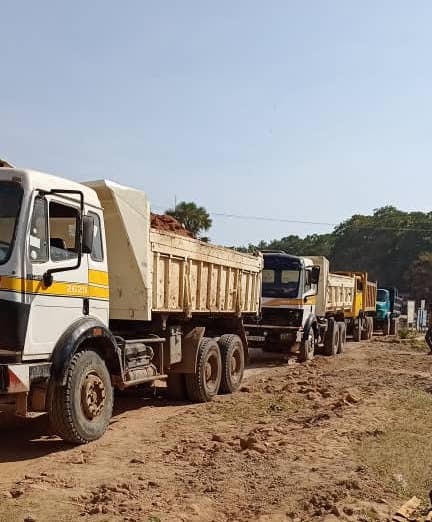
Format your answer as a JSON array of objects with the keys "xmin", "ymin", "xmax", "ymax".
[{"xmin": 24, "ymin": 194, "xmax": 89, "ymax": 358}]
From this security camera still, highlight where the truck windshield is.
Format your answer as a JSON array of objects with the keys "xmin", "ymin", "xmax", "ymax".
[
  {"xmin": 0, "ymin": 182, "xmax": 23, "ymax": 264},
  {"xmin": 377, "ymin": 289, "xmax": 388, "ymax": 302},
  {"xmin": 262, "ymin": 256, "xmax": 301, "ymax": 298}
]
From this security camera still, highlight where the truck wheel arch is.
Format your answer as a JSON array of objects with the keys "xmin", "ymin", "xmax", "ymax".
[{"xmin": 50, "ymin": 317, "xmax": 121, "ymax": 386}]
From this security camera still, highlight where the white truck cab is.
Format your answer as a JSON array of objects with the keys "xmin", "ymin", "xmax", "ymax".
[{"xmin": 0, "ymin": 168, "xmax": 108, "ymax": 362}]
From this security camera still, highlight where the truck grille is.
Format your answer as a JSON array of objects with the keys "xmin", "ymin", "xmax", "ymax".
[{"xmin": 259, "ymin": 308, "xmax": 303, "ymax": 327}]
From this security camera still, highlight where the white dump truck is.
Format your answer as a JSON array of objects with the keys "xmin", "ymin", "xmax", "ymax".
[
  {"xmin": 245, "ymin": 252, "xmax": 355, "ymax": 361},
  {"xmin": 0, "ymin": 168, "xmax": 262, "ymax": 443}
]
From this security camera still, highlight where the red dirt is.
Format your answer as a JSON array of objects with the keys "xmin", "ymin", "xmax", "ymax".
[{"xmin": 150, "ymin": 212, "xmax": 194, "ymax": 238}]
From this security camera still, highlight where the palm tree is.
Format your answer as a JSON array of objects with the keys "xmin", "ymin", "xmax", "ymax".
[{"xmin": 166, "ymin": 201, "xmax": 212, "ymax": 240}]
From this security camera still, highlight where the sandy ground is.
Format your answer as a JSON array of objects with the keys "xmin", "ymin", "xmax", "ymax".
[{"xmin": 1, "ymin": 338, "xmax": 432, "ymax": 522}]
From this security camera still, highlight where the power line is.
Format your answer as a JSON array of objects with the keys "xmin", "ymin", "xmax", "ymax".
[{"xmin": 151, "ymin": 204, "xmax": 432, "ymax": 233}]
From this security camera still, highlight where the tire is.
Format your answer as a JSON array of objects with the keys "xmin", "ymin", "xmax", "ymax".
[
  {"xmin": 382, "ymin": 316, "xmax": 390, "ymax": 336},
  {"xmin": 48, "ymin": 350, "xmax": 113, "ymax": 444},
  {"xmin": 390, "ymin": 317, "xmax": 399, "ymax": 336},
  {"xmin": 367, "ymin": 316, "xmax": 374, "ymax": 339},
  {"xmin": 185, "ymin": 337, "xmax": 222, "ymax": 403},
  {"xmin": 299, "ymin": 328, "xmax": 315, "ymax": 362},
  {"xmin": 218, "ymin": 334, "xmax": 245, "ymax": 394},
  {"xmin": 353, "ymin": 319, "xmax": 362, "ymax": 342},
  {"xmin": 324, "ymin": 318, "xmax": 339, "ymax": 356},
  {"xmin": 361, "ymin": 317, "xmax": 369, "ymax": 340},
  {"xmin": 337, "ymin": 322, "xmax": 346, "ymax": 354},
  {"xmin": 166, "ymin": 373, "xmax": 187, "ymax": 401}
]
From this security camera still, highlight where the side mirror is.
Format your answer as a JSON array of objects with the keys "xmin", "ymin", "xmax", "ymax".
[
  {"xmin": 82, "ymin": 215, "xmax": 95, "ymax": 254},
  {"xmin": 311, "ymin": 266, "xmax": 320, "ymax": 285}
]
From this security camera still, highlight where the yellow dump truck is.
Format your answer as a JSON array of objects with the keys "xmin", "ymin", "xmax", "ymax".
[
  {"xmin": 334, "ymin": 271, "xmax": 377, "ymax": 341},
  {"xmin": 0, "ymin": 170, "xmax": 262, "ymax": 443}
]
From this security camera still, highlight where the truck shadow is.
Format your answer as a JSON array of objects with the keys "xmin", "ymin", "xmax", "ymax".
[
  {"xmin": 0, "ymin": 349, "xmax": 305, "ymax": 463},
  {"xmin": 0, "ymin": 393, "xmax": 191, "ymax": 463}
]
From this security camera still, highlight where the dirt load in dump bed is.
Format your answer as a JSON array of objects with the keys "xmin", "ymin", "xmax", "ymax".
[
  {"xmin": 151, "ymin": 212, "xmax": 194, "ymax": 238},
  {"xmin": 0, "ymin": 159, "xmax": 14, "ymax": 168}
]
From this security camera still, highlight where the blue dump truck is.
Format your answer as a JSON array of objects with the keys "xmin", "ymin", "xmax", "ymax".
[{"xmin": 374, "ymin": 287, "xmax": 402, "ymax": 335}]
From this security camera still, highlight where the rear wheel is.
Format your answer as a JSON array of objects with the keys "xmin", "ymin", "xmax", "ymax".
[
  {"xmin": 48, "ymin": 350, "xmax": 114, "ymax": 444},
  {"xmin": 218, "ymin": 334, "xmax": 245, "ymax": 394},
  {"xmin": 299, "ymin": 328, "xmax": 315, "ymax": 362},
  {"xmin": 185, "ymin": 338, "xmax": 222, "ymax": 402},
  {"xmin": 337, "ymin": 322, "xmax": 346, "ymax": 353},
  {"xmin": 324, "ymin": 318, "xmax": 339, "ymax": 356}
]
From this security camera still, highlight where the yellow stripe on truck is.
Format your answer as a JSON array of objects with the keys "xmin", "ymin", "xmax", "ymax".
[
  {"xmin": 0, "ymin": 276, "xmax": 109, "ymax": 300},
  {"xmin": 263, "ymin": 296, "xmax": 317, "ymax": 306},
  {"xmin": 88, "ymin": 285, "xmax": 110, "ymax": 299},
  {"xmin": 88, "ymin": 270, "xmax": 109, "ymax": 286}
]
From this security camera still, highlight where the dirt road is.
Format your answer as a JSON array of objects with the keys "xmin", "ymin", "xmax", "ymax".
[{"xmin": 1, "ymin": 338, "xmax": 432, "ymax": 522}]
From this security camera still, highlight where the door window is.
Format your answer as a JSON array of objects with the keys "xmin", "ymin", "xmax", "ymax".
[
  {"xmin": 89, "ymin": 212, "xmax": 104, "ymax": 262},
  {"xmin": 304, "ymin": 270, "xmax": 312, "ymax": 292},
  {"xmin": 49, "ymin": 201, "xmax": 79, "ymax": 262},
  {"xmin": 29, "ymin": 197, "xmax": 49, "ymax": 263}
]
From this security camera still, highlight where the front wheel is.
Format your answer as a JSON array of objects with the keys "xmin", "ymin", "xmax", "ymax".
[
  {"xmin": 48, "ymin": 350, "xmax": 114, "ymax": 444},
  {"xmin": 185, "ymin": 338, "xmax": 222, "ymax": 402},
  {"xmin": 299, "ymin": 328, "xmax": 315, "ymax": 362},
  {"xmin": 324, "ymin": 318, "xmax": 339, "ymax": 356}
]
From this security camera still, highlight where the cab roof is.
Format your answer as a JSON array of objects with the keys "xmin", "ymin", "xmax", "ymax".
[{"xmin": 0, "ymin": 168, "xmax": 101, "ymax": 209}]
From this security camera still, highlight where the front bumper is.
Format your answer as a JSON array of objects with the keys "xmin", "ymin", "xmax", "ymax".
[
  {"xmin": 0, "ymin": 363, "xmax": 51, "ymax": 394},
  {"xmin": 245, "ymin": 324, "xmax": 303, "ymax": 344}
]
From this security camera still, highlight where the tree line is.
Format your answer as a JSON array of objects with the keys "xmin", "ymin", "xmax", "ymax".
[
  {"xmin": 237, "ymin": 206, "xmax": 432, "ymax": 303},
  {"xmin": 167, "ymin": 202, "xmax": 432, "ymax": 303}
]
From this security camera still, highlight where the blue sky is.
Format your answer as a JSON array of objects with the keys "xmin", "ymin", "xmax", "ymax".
[{"xmin": 2, "ymin": 1, "xmax": 432, "ymax": 245}]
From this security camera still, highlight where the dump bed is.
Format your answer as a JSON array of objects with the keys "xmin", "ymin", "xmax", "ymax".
[
  {"xmin": 85, "ymin": 180, "xmax": 262, "ymax": 321},
  {"xmin": 363, "ymin": 280, "xmax": 377, "ymax": 311},
  {"xmin": 309, "ymin": 257, "xmax": 355, "ymax": 317},
  {"xmin": 327, "ymin": 273, "xmax": 356, "ymax": 314},
  {"xmin": 335, "ymin": 271, "xmax": 377, "ymax": 316}
]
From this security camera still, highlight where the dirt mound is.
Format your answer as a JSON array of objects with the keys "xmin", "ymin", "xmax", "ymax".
[
  {"xmin": 0, "ymin": 159, "xmax": 14, "ymax": 168},
  {"xmin": 151, "ymin": 212, "xmax": 194, "ymax": 238}
]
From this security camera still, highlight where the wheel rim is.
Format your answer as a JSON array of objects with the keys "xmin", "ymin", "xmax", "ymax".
[
  {"xmin": 81, "ymin": 371, "xmax": 106, "ymax": 420},
  {"xmin": 205, "ymin": 352, "xmax": 220, "ymax": 393},
  {"xmin": 230, "ymin": 346, "xmax": 243, "ymax": 384}
]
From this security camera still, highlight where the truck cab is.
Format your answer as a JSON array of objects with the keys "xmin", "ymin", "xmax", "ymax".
[
  {"xmin": 0, "ymin": 169, "xmax": 108, "ymax": 364},
  {"xmin": 245, "ymin": 252, "xmax": 320, "ymax": 360},
  {"xmin": 374, "ymin": 287, "xmax": 401, "ymax": 335},
  {"xmin": 376, "ymin": 289, "xmax": 391, "ymax": 321}
]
